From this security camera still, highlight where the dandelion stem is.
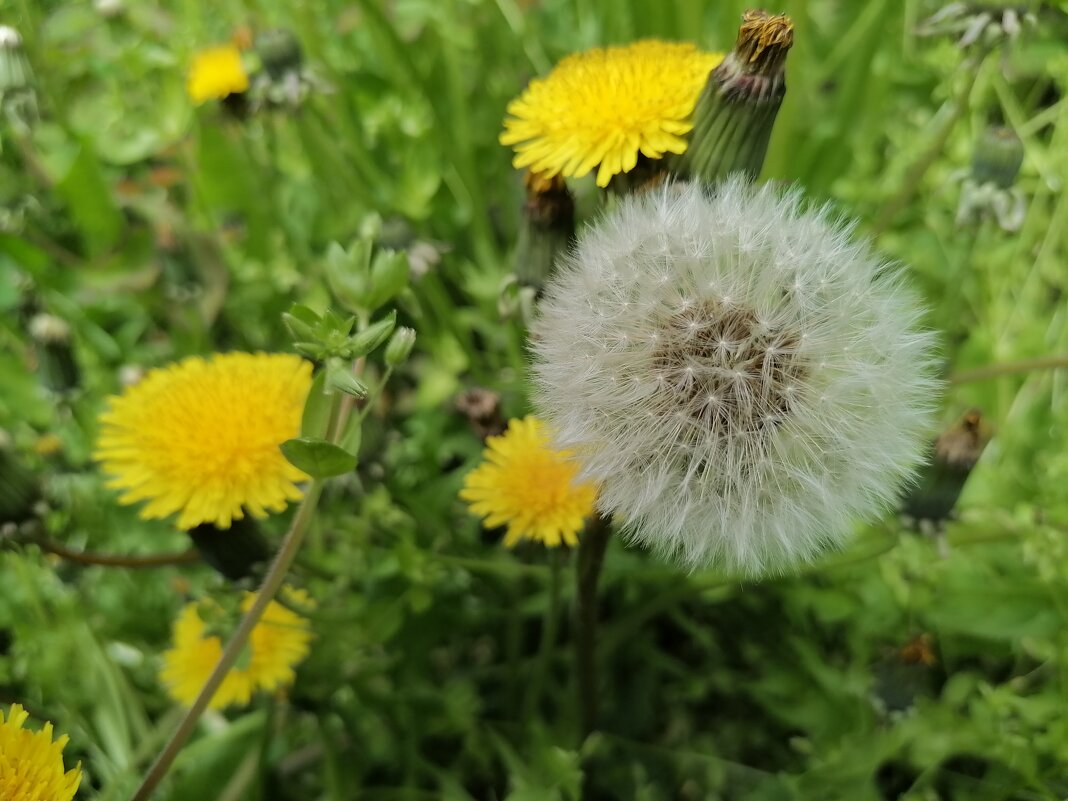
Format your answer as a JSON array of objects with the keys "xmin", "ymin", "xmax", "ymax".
[
  {"xmin": 949, "ymin": 353, "xmax": 1068, "ymax": 384},
  {"xmin": 22, "ymin": 536, "xmax": 201, "ymax": 569},
  {"xmin": 575, "ymin": 513, "xmax": 611, "ymax": 739},
  {"xmin": 526, "ymin": 548, "xmax": 566, "ymax": 718}
]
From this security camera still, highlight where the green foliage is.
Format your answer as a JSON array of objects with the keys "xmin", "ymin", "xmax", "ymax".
[{"xmin": 1, "ymin": 1, "xmax": 1067, "ymax": 800}]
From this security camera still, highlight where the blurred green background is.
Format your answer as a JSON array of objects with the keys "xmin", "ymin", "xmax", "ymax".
[{"xmin": 2, "ymin": 0, "xmax": 1068, "ymax": 799}]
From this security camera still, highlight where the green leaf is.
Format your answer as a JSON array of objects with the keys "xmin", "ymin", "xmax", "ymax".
[
  {"xmin": 367, "ymin": 249, "xmax": 410, "ymax": 311},
  {"xmin": 54, "ymin": 142, "xmax": 123, "ymax": 256},
  {"xmin": 281, "ymin": 437, "xmax": 357, "ymax": 478}
]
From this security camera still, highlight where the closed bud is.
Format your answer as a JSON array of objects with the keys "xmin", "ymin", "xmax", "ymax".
[
  {"xmin": 515, "ymin": 170, "xmax": 574, "ymax": 293},
  {"xmin": 28, "ymin": 313, "xmax": 79, "ymax": 394},
  {"xmin": 345, "ymin": 311, "xmax": 396, "ymax": 359},
  {"xmin": 971, "ymin": 126, "xmax": 1024, "ymax": 189},
  {"xmin": 257, "ymin": 28, "xmax": 303, "ymax": 79},
  {"xmin": 384, "ymin": 326, "xmax": 416, "ymax": 366},
  {"xmin": 679, "ymin": 10, "xmax": 793, "ymax": 183}
]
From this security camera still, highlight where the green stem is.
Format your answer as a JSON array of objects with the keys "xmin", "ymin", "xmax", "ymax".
[
  {"xmin": 22, "ymin": 536, "xmax": 200, "ymax": 569},
  {"xmin": 130, "ymin": 480, "xmax": 324, "ymax": 801},
  {"xmin": 525, "ymin": 548, "xmax": 566, "ymax": 718},
  {"xmin": 575, "ymin": 514, "xmax": 612, "ymax": 739},
  {"xmin": 949, "ymin": 353, "xmax": 1068, "ymax": 385}
]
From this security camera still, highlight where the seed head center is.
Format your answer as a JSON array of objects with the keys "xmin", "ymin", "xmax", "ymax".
[{"xmin": 651, "ymin": 299, "xmax": 806, "ymax": 434}]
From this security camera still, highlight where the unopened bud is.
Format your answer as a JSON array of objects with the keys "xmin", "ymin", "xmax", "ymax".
[
  {"xmin": 900, "ymin": 409, "xmax": 990, "ymax": 526},
  {"xmin": 971, "ymin": 127, "xmax": 1024, "ymax": 189},
  {"xmin": 257, "ymin": 28, "xmax": 303, "ymax": 79},
  {"xmin": 514, "ymin": 170, "xmax": 574, "ymax": 293},
  {"xmin": 679, "ymin": 10, "xmax": 793, "ymax": 182},
  {"xmin": 384, "ymin": 326, "xmax": 416, "ymax": 367}
]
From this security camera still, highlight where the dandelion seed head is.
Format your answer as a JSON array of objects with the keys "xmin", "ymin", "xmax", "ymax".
[{"xmin": 532, "ymin": 178, "xmax": 938, "ymax": 574}]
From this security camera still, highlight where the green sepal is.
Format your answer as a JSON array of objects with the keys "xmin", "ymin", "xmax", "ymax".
[
  {"xmin": 346, "ymin": 310, "xmax": 396, "ymax": 358},
  {"xmin": 326, "ymin": 360, "xmax": 369, "ymax": 398}
]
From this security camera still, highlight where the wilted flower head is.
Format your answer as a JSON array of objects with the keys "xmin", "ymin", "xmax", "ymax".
[
  {"xmin": 0, "ymin": 704, "xmax": 82, "ymax": 801},
  {"xmin": 500, "ymin": 40, "xmax": 723, "ymax": 188},
  {"xmin": 532, "ymin": 178, "xmax": 938, "ymax": 574}
]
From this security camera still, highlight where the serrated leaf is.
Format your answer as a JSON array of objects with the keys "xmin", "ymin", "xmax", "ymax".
[{"xmin": 281, "ymin": 437, "xmax": 357, "ymax": 478}]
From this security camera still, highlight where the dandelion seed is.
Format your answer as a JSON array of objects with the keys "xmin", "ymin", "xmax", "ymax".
[
  {"xmin": 532, "ymin": 179, "xmax": 938, "ymax": 574},
  {"xmin": 0, "ymin": 704, "xmax": 81, "ymax": 801}
]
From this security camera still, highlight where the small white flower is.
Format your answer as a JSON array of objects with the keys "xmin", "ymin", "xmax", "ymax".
[{"xmin": 531, "ymin": 178, "xmax": 939, "ymax": 574}]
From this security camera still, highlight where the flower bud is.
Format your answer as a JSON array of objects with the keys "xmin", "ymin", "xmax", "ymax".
[
  {"xmin": 384, "ymin": 326, "xmax": 416, "ymax": 367},
  {"xmin": 514, "ymin": 170, "xmax": 574, "ymax": 293},
  {"xmin": 971, "ymin": 126, "xmax": 1024, "ymax": 189},
  {"xmin": 28, "ymin": 313, "xmax": 80, "ymax": 394},
  {"xmin": 679, "ymin": 10, "xmax": 793, "ymax": 183},
  {"xmin": 900, "ymin": 409, "xmax": 990, "ymax": 527},
  {"xmin": 257, "ymin": 28, "xmax": 303, "ymax": 80}
]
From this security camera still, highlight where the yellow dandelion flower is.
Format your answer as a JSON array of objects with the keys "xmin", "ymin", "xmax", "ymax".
[
  {"xmin": 0, "ymin": 704, "xmax": 81, "ymax": 801},
  {"xmin": 460, "ymin": 416, "xmax": 597, "ymax": 548},
  {"xmin": 187, "ymin": 44, "xmax": 249, "ymax": 104},
  {"xmin": 95, "ymin": 352, "xmax": 312, "ymax": 530},
  {"xmin": 160, "ymin": 589, "xmax": 314, "ymax": 709},
  {"xmin": 500, "ymin": 40, "xmax": 723, "ymax": 187}
]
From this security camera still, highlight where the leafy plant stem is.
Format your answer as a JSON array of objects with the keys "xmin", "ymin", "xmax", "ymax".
[{"xmin": 129, "ymin": 386, "xmax": 348, "ymax": 800}]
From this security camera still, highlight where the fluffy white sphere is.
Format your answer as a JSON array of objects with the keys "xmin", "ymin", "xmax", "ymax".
[{"xmin": 531, "ymin": 178, "xmax": 939, "ymax": 574}]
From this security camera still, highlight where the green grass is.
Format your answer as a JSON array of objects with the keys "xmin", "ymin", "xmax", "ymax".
[{"xmin": 2, "ymin": 1, "xmax": 1068, "ymax": 799}]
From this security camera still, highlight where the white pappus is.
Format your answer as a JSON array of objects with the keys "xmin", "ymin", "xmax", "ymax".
[{"xmin": 531, "ymin": 178, "xmax": 939, "ymax": 575}]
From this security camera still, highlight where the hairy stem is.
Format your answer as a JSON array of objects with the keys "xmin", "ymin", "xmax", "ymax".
[{"xmin": 575, "ymin": 514, "xmax": 612, "ymax": 739}]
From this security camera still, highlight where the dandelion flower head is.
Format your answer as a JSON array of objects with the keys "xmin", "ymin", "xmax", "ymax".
[
  {"xmin": 0, "ymin": 704, "xmax": 81, "ymax": 801},
  {"xmin": 532, "ymin": 178, "xmax": 938, "ymax": 574},
  {"xmin": 187, "ymin": 44, "xmax": 249, "ymax": 104},
  {"xmin": 160, "ymin": 589, "xmax": 314, "ymax": 709},
  {"xmin": 500, "ymin": 40, "xmax": 723, "ymax": 187},
  {"xmin": 460, "ymin": 416, "xmax": 597, "ymax": 547},
  {"xmin": 95, "ymin": 352, "xmax": 312, "ymax": 530}
]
